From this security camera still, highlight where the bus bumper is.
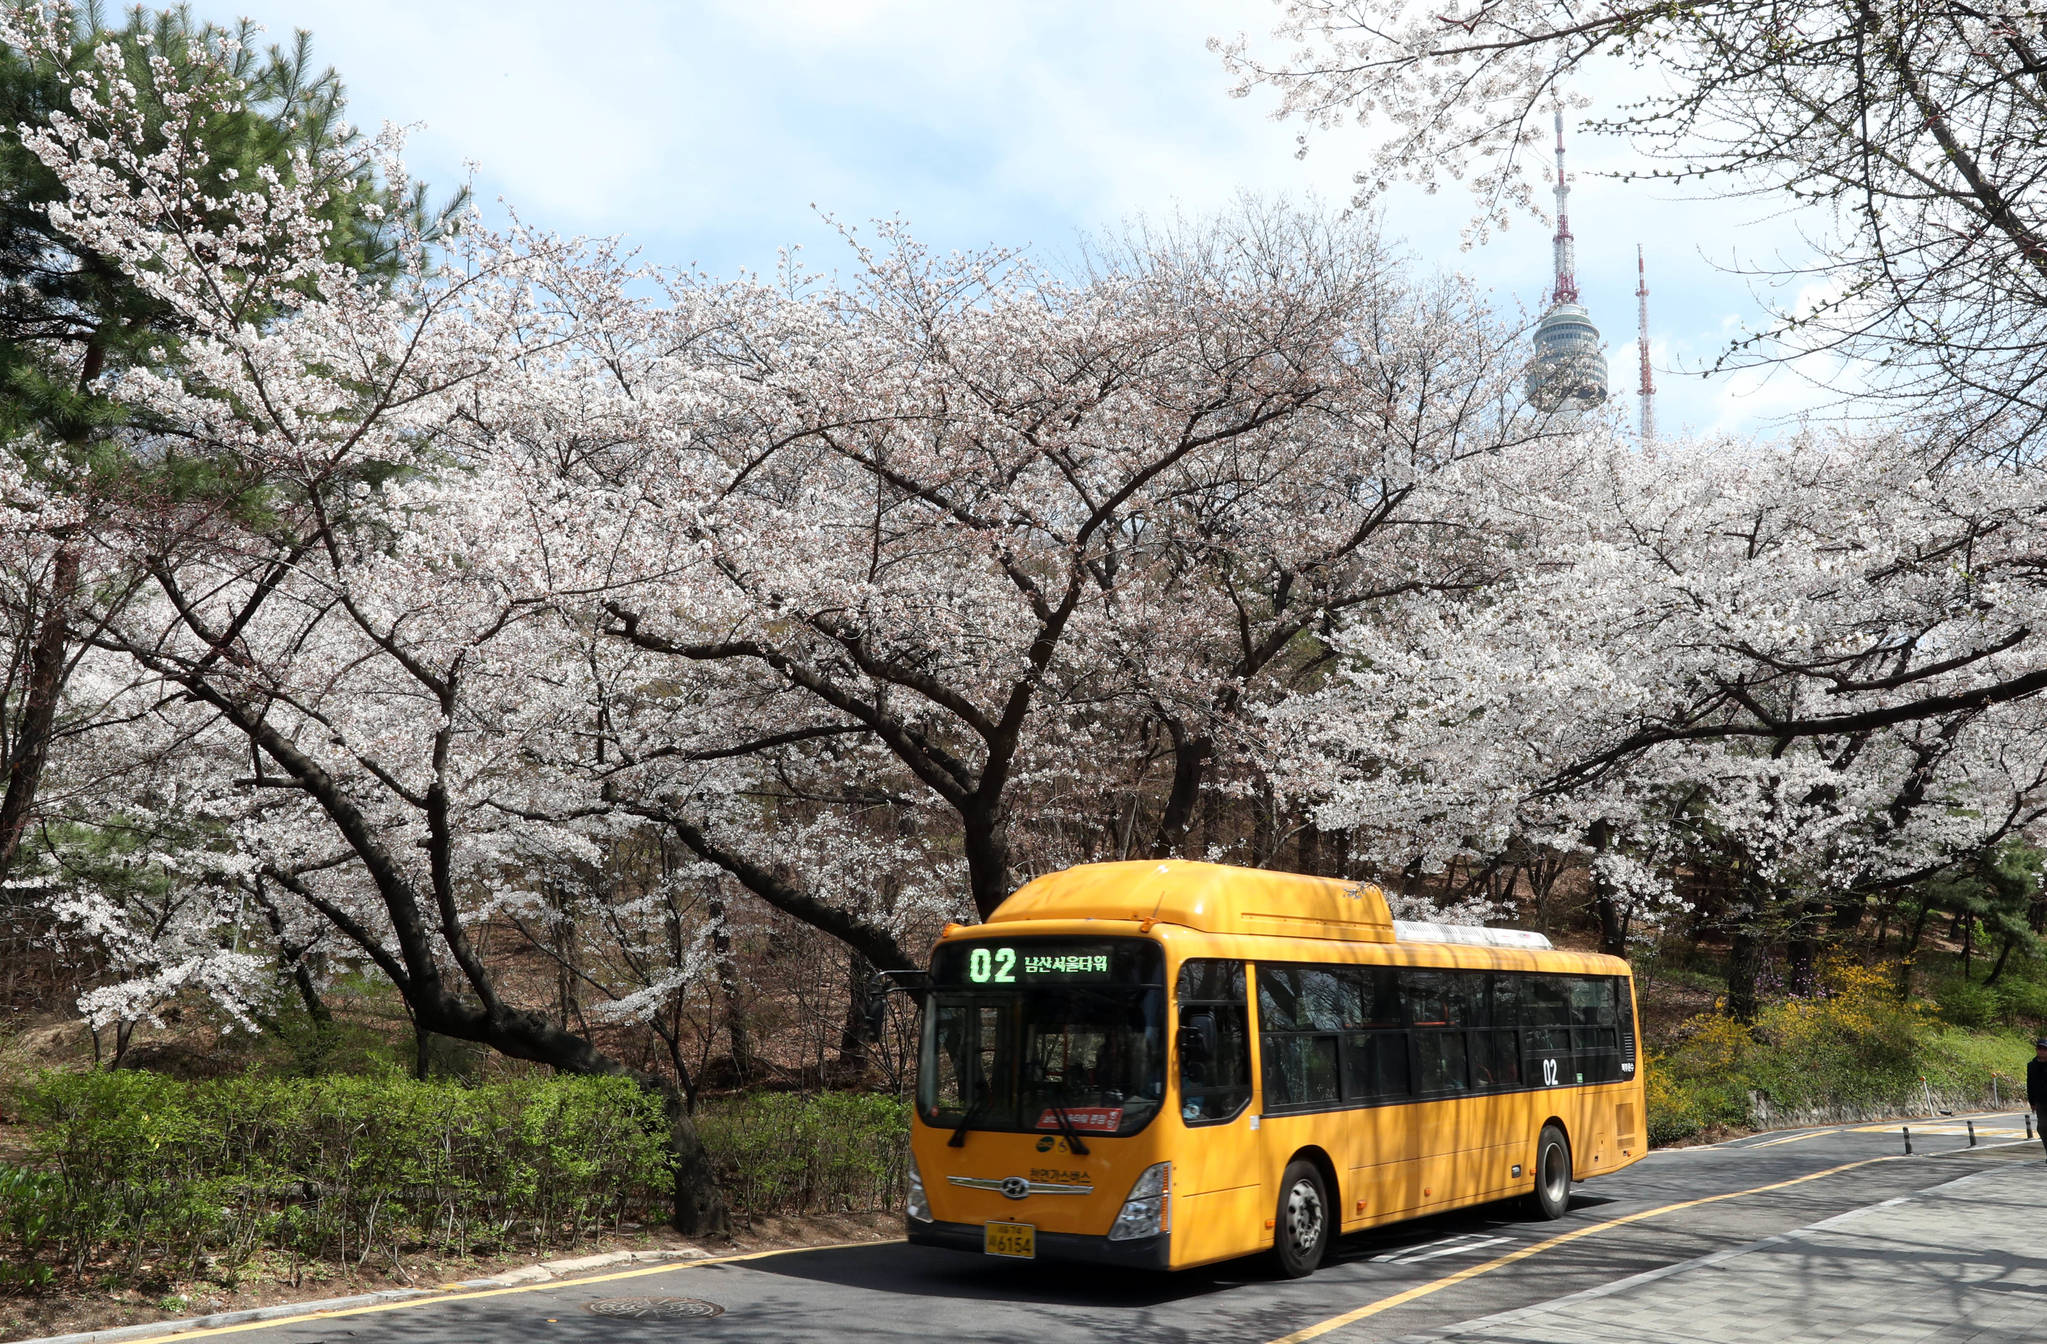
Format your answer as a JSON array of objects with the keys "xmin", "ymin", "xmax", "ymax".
[{"xmin": 905, "ymin": 1218, "xmax": 1172, "ymax": 1270}]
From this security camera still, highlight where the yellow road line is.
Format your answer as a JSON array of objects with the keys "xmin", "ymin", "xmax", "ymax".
[
  {"xmin": 1746, "ymin": 1130, "xmax": 1833, "ymax": 1148},
  {"xmin": 108, "ymin": 1238, "xmax": 902, "ymax": 1344},
  {"xmin": 1264, "ymin": 1158, "xmax": 1900, "ymax": 1344}
]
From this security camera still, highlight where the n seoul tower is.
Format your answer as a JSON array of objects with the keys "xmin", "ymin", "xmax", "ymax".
[
  {"xmin": 1523, "ymin": 107, "xmax": 1610, "ymax": 412},
  {"xmin": 1636, "ymin": 245, "xmax": 1656, "ymax": 445}
]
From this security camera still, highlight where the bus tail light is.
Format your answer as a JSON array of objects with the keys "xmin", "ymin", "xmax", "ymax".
[
  {"xmin": 907, "ymin": 1157, "xmax": 932, "ymax": 1223},
  {"xmin": 1107, "ymin": 1162, "xmax": 1171, "ymax": 1241}
]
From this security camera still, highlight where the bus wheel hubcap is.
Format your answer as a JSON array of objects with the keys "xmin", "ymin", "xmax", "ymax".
[
  {"xmin": 1287, "ymin": 1181, "xmax": 1322, "ymax": 1251},
  {"xmin": 1544, "ymin": 1146, "xmax": 1565, "ymax": 1199}
]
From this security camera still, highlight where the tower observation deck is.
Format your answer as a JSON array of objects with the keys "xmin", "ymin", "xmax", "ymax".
[{"xmin": 1524, "ymin": 108, "xmax": 1609, "ymax": 413}]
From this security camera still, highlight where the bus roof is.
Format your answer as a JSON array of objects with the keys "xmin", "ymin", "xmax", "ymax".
[
  {"xmin": 986, "ymin": 859, "xmax": 1417, "ymax": 944},
  {"xmin": 983, "ymin": 861, "xmax": 1557, "ymax": 950}
]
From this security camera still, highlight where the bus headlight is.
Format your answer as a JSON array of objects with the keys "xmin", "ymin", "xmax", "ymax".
[
  {"xmin": 1107, "ymin": 1161, "xmax": 1170, "ymax": 1241},
  {"xmin": 906, "ymin": 1157, "xmax": 932, "ymax": 1223}
]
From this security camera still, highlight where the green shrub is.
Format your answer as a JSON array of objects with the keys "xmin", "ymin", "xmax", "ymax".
[
  {"xmin": 695, "ymin": 1091, "xmax": 909, "ymax": 1224},
  {"xmin": 1, "ymin": 1069, "xmax": 673, "ymax": 1283},
  {"xmin": 1934, "ymin": 979, "xmax": 2000, "ymax": 1029},
  {"xmin": 1642, "ymin": 1060, "xmax": 1747, "ymax": 1145},
  {"xmin": 1991, "ymin": 976, "xmax": 2047, "ymax": 1024},
  {"xmin": 1646, "ymin": 958, "xmax": 1933, "ymax": 1139}
]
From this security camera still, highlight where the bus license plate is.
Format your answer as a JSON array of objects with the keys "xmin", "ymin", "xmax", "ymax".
[{"xmin": 984, "ymin": 1221, "xmax": 1035, "ymax": 1259}]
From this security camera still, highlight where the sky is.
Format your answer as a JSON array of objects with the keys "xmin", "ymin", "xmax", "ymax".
[{"xmin": 216, "ymin": 0, "xmax": 1847, "ymax": 441}]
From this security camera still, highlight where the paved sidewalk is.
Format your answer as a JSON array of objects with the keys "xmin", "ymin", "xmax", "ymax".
[{"xmin": 1404, "ymin": 1154, "xmax": 2047, "ymax": 1344}]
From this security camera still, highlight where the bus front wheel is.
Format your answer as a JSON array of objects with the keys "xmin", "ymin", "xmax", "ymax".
[
  {"xmin": 1530, "ymin": 1124, "xmax": 1571, "ymax": 1220},
  {"xmin": 1271, "ymin": 1159, "xmax": 1330, "ymax": 1277}
]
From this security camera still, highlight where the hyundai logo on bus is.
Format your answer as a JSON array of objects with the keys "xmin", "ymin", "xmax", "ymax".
[{"xmin": 1001, "ymin": 1177, "xmax": 1031, "ymax": 1201}]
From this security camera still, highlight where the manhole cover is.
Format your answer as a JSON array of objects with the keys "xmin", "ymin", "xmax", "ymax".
[{"xmin": 584, "ymin": 1296, "xmax": 726, "ymax": 1321}]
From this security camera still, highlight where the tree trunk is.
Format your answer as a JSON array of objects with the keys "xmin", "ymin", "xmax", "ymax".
[
  {"xmin": 1595, "ymin": 893, "xmax": 1628, "ymax": 960},
  {"xmin": 1587, "ymin": 822, "xmax": 1627, "ymax": 958},
  {"xmin": 1251, "ymin": 779, "xmax": 1276, "ymax": 867},
  {"xmin": 1726, "ymin": 925, "xmax": 1762, "ymax": 1022},
  {"xmin": 833, "ymin": 953, "xmax": 887, "ymax": 1086},
  {"xmin": 666, "ymin": 1098, "xmax": 729, "ymax": 1238},
  {"xmin": 0, "ymin": 545, "xmax": 78, "ymax": 883},
  {"xmin": 1986, "ymin": 936, "xmax": 2016, "ymax": 987},
  {"xmin": 1786, "ymin": 899, "xmax": 1820, "ymax": 997},
  {"xmin": 1297, "ymin": 821, "xmax": 1324, "ymax": 876},
  {"xmin": 706, "ymin": 892, "xmax": 753, "ymax": 1086},
  {"xmin": 1903, "ymin": 899, "xmax": 1934, "ymax": 958},
  {"xmin": 961, "ymin": 804, "xmax": 1012, "ymax": 920},
  {"xmin": 1148, "ymin": 733, "xmax": 1212, "ymax": 861}
]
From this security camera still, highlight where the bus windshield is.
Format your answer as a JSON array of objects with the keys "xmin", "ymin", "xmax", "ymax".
[{"xmin": 919, "ymin": 938, "xmax": 1165, "ymax": 1139}]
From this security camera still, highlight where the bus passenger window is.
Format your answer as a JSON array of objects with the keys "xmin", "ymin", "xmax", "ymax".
[
  {"xmin": 1177, "ymin": 960, "xmax": 1251, "ymax": 1125},
  {"xmin": 1301, "ymin": 969, "xmax": 1363, "ymax": 1029},
  {"xmin": 1402, "ymin": 970, "xmax": 1449, "ymax": 1026},
  {"xmin": 1265, "ymin": 1034, "xmax": 1339, "ymax": 1108},
  {"xmin": 1260, "ymin": 966, "xmax": 1357, "ymax": 1030},
  {"xmin": 1570, "ymin": 977, "xmax": 1621, "ymax": 1083},
  {"xmin": 1473, "ymin": 1029, "xmax": 1521, "ymax": 1091},
  {"xmin": 1445, "ymin": 972, "xmax": 1483, "ymax": 1024},
  {"xmin": 1416, "ymin": 1030, "xmax": 1469, "ymax": 1094},
  {"xmin": 1361, "ymin": 967, "xmax": 1402, "ymax": 1026},
  {"xmin": 1491, "ymin": 971, "xmax": 1526, "ymax": 1028},
  {"xmin": 1521, "ymin": 975, "xmax": 1571, "ymax": 1083},
  {"xmin": 1341, "ymin": 1030, "xmax": 1411, "ymax": 1102}
]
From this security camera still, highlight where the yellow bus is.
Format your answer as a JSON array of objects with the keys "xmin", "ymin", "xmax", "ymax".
[{"xmin": 907, "ymin": 860, "xmax": 1646, "ymax": 1275}]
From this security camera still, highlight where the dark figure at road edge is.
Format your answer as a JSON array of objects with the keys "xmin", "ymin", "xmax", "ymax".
[{"xmin": 2030, "ymin": 1038, "xmax": 2047, "ymax": 1163}]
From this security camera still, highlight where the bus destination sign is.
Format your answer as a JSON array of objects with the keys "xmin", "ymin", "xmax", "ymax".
[
  {"xmin": 1033, "ymin": 1106, "xmax": 1124, "ymax": 1132},
  {"xmin": 966, "ymin": 945, "xmax": 1108, "ymax": 984},
  {"xmin": 933, "ymin": 937, "xmax": 1158, "ymax": 988}
]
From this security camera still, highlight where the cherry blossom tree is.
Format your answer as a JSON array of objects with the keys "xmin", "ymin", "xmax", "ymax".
[
  {"xmin": 1273, "ymin": 427, "xmax": 2047, "ymax": 1007},
  {"xmin": 586, "ymin": 205, "xmax": 1551, "ymax": 964}
]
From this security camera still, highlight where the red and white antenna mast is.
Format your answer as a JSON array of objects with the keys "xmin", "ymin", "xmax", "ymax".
[
  {"xmin": 1636, "ymin": 245, "xmax": 1656, "ymax": 445},
  {"xmin": 1550, "ymin": 106, "xmax": 1579, "ymax": 306}
]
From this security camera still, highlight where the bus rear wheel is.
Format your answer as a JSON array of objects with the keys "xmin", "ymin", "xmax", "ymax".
[
  {"xmin": 1271, "ymin": 1159, "xmax": 1330, "ymax": 1278},
  {"xmin": 1529, "ymin": 1124, "xmax": 1571, "ymax": 1220}
]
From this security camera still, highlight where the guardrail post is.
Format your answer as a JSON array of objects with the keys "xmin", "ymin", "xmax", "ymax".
[
  {"xmin": 1902, "ymin": 1126, "xmax": 1913, "ymax": 1155},
  {"xmin": 1967, "ymin": 1120, "xmax": 1976, "ymax": 1148}
]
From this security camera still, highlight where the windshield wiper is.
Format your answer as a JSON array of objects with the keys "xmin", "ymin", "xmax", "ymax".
[
  {"xmin": 948, "ymin": 1089, "xmax": 998, "ymax": 1148},
  {"xmin": 1043, "ymin": 1101, "xmax": 1091, "ymax": 1155}
]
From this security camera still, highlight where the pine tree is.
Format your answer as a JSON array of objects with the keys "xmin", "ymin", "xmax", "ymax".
[{"xmin": 0, "ymin": 1, "xmax": 463, "ymax": 927}]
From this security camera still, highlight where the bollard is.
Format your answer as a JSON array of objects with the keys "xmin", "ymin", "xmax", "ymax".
[
  {"xmin": 1903, "ymin": 1125, "xmax": 1913, "ymax": 1155},
  {"xmin": 2029, "ymin": 1114, "xmax": 2036, "ymax": 1141},
  {"xmin": 1967, "ymin": 1120, "xmax": 1976, "ymax": 1147}
]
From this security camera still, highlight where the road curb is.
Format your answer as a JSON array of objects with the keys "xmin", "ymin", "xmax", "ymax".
[
  {"xmin": 1644, "ymin": 1107, "xmax": 2035, "ymax": 1155},
  {"xmin": 7, "ymin": 1249, "xmax": 714, "ymax": 1344},
  {"xmin": 1383, "ymin": 1165, "xmax": 2010, "ymax": 1344}
]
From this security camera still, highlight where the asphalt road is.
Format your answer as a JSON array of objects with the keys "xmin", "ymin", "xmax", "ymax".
[{"xmin": 84, "ymin": 1113, "xmax": 2047, "ymax": 1344}]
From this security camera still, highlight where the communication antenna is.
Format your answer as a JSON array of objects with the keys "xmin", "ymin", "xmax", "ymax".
[
  {"xmin": 1635, "ymin": 245, "xmax": 1655, "ymax": 446},
  {"xmin": 1550, "ymin": 106, "xmax": 1578, "ymax": 306}
]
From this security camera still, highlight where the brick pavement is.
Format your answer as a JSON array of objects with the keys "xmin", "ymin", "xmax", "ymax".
[{"xmin": 1398, "ymin": 1154, "xmax": 2047, "ymax": 1344}]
